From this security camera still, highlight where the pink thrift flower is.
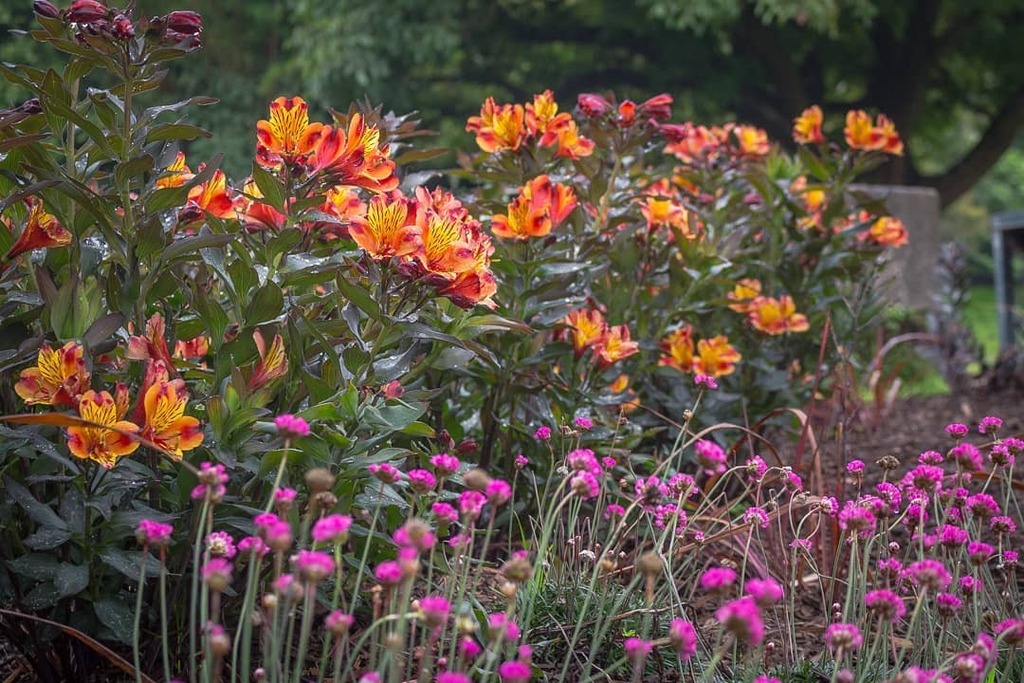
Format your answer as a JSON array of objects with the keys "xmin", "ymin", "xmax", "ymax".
[
  {"xmin": 995, "ymin": 618, "xmax": 1024, "ymax": 646},
  {"xmin": 1004, "ymin": 437, "xmax": 1024, "ymax": 455},
  {"xmin": 295, "ymin": 549, "xmax": 335, "ymax": 582},
  {"xmin": 694, "ymin": 439, "xmax": 726, "ymax": 476},
  {"xmin": 498, "ymin": 660, "xmax": 531, "ymax": 683},
  {"xmin": 838, "ymin": 500, "xmax": 876, "ymax": 538},
  {"xmin": 274, "ymin": 414, "xmax": 310, "ymax": 439},
  {"xmin": 745, "ymin": 578, "xmax": 783, "ymax": 607},
  {"xmin": 264, "ymin": 521, "xmax": 293, "ymax": 551},
  {"xmin": 959, "ymin": 576, "xmax": 981, "ymax": 595},
  {"xmin": 904, "ymin": 559, "xmax": 952, "ymax": 591},
  {"xmin": 514, "ymin": 454, "xmax": 529, "ymax": 470},
  {"xmin": 745, "ymin": 455, "xmax": 768, "ymax": 481},
  {"xmin": 431, "ymin": 502, "xmax": 459, "ymax": 525},
  {"xmin": 846, "ymin": 459, "xmax": 865, "ymax": 474},
  {"xmin": 978, "ymin": 416, "xmax": 1002, "ymax": 435},
  {"xmin": 951, "ymin": 443, "xmax": 984, "ymax": 472},
  {"xmin": 938, "ymin": 524, "xmax": 969, "ymax": 548},
  {"xmin": 238, "ymin": 536, "xmax": 268, "ymax": 558},
  {"xmin": 967, "ymin": 541, "xmax": 993, "ymax": 565},
  {"xmin": 375, "ymin": 561, "xmax": 402, "ymax": 585},
  {"xmin": 935, "ymin": 592, "xmax": 962, "ymax": 618},
  {"xmin": 205, "ymin": 530, "xmax": 236, "ymax": 559},
  {"xmin": 459, "ymin": 490, "xmax": 487, "ymax": 520},
  {"xmin": 753, "ymin": 677, "xmax": 782, "ymax": 683},
  {"xmin": 417, "ymin": 595, "xmax": 451, "ymax": 628},
  {"xmin": 312, "ymin": 514, "xmax": 353, "ymax": 544},
  {"xmin": 743, "ymin": 506, "xmax": 770, "ymax": 529},
  {"xmin": 253, "ymin": 512, "xmax": 280, "ymax": 528},
  {"xmin": 430, "ymin": 453, "xmax": 460, "ymax": 476},
  {"xmin": 966, "ymin": 493, "xmax": 1000, "ymax": 519},
  {"xmin": 486, "ymin": 479, "xmax": 512, "ymax": 506},
  {"xmin": 918, "ymin": 450, "xmax": 944, "ymax": 465},
  {"xmin": 459, "ymin": 637, "xmax": 481, "ymax": 659},
  {"xmin": 567, "ymin": 448, "xmax": 598, "ymax": 472},
  {"xmin": 989, "ymin": 444, "xmax": 1013, "ymax": 467},
  {"xmin": 202, "ymin": 558, "xmax": 233, "ymax": 590},
  {"xmin": 634, "ymin": 475, "xmax": 668, "ymax": 511},
  {"xmin": 715, "ymin": 596, "xmax": 764, "ymax": 646},
  {"xmin": 574, "ymin": 416, "xmax": 594, "ymax": 430},
  {"xmin": 191, "ymin": 461, "xmax": 228, "ymax": 501},
  {"xmin": 407, "ymin": 469, "xmax": 437, "ymax": 494},
  {"xmin": 946, "ymin": 422, "xmax": 969, "ymax": 439},
  {"xmin": 700, "ymin": 567, "xmax": 737, "ymax": 592},
  {"xmin": 393, "ymin": 519, "xmax": 436, "ymax": 552},
  {"xmin": 136, "ymin": 519, "xmax": 173, "ymax": 547},
  {"xmin": 825, "ymin": 623, "xmax": 862, "ymax": 654},
  {"xmin": 877, "ymin": 558, "xmax": 904, "ymax": 583},
  {"xmin": 1004, "ymin": 550, "xmax": 1019, "ymax": 566},
  {"xmin": 694, "ymin": 373, "xmax": 718, "ymax": 389},
  {"xmin": 864, "ymin": 589, "xmax": 905, "ymax": 621},
  {"xmin": 601, "ymin": 456, "xmax": 617, "ymax": 470},
  {"xmin": 570, "ymin": 470, "xmax": 600, "ymax": 499},
  {"xmin": 274, "ymin": 487, "xmax": 297, "ymax": 512},
  {"xmin": 368, "ymin": 463, "xmax": 400, "ymax": 483},
  {"xmin": 604, "ymin": 503, "xmax": 626, "ymax": 520},
  {"xmin": 991, "ymin": 516, "xmax": 1016, "ymax": 535},
  {"xmin": 325, "ymin": 610, "xmax": 354, "ymax": 636},
  {"xmin": 624, "ymin": 637, "xmax": 652, "ymax": 663},
  {"xmin": 668, "ymin": 618, "xmax": 697, "ymax": 660},
  {"xmin": 533, "ymin": 426, "xmax": 552, "ymax": 441}
]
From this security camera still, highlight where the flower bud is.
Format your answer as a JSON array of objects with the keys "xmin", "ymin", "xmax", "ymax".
[
  {"xmin": 33, "ymin": 1, "xmax": 59, "ymax": 19},
  {"xmin": 111, "ymin": 13, "xmax": 133, "ymax": 39},
  {"xmin": 462, "ymin": 468, "xmax": 491, "ymax": 492},
  {"xmin": 636, "ymin": 551, "xmax": 663, "ymax": 578},
  {"xmin": 305, "ymin": 467, "xmax": 335, "ymax": 493},
  {"xmin": 165, "ymin": 10, "xmax": 202, "ymax": 35},
  {"xmin": 66, "ymin": 0, "xmax": 108, "ymax": 23}
]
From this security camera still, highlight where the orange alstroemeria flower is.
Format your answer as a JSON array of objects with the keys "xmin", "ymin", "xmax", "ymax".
[
  {"xmin": 694, "ymin": 335, "xmax": 741, "ymax": 378},
  {"xmin": 249, "ymin": 330, "xmax": 288, "ymax": 391},
  {"xmin": 239, "ymin": 179, "xmax": 288, "ymax": 232},
  {"xmin": 437, "ymin": 233, "xmax": 498, "ymax": 309},
  {"xmin": 792, "ymin": 106, "xmax": 825, "ymax": 144},
  {"xmin": 726, "ymin": 278, "xmax": 762, "ymax": 313},
  {"xmin": 15, "ymin": 341, "xmax": 90, "ymax": 407},
  {"xmin": 349, "ymin": 192, "xmax": 422, "ymax": 260},
  {"xmin": 564, "ymin": 308, "xmax": 608, "ymax": 358},
  {"xmin": 174, "ymin": 335, "xmax": 210, "ymax": 360},
  {"xmin": 140, "ymin": 379, "xmax": 204, "ymax": 459},
  {"xmin": 860, "ymin": 216, "xmax": 908, "ymax": 248},
  {"xmin": 875, "ymin": 114, "xmax": 904, "ymax": 156},
  {"xmin": 844, "ymin": 110, "xmax": 885, "ymax": 151},
  {"xmin": 156, "ymin": 151, "xmax": 193, "ymax": 189},
  {"xmin": 658, "ymin": 325, "xmax": 695, "ymax": 373},
  {"xmin": 594, "ymin": 324, "xmax": 639, "ymax": 370},
  {"xmin": 418, "ymin": 213, "xmax": 478, "ymax": 278},
  {"xmin": 67, "ymin": 390, "xmax": 140, "ymax": 469},
  {"xmin": 550, "ymin": 118, "xmax": 595, "ymax": 159},
  {"xmin": 466, "ymin": 97, "xmax": 526, "ymax": 153},
  {"xmin": 5, "ymin": 198, "xmax": 73, "ymax": 260},
  {"xmin": 309, "ymin": 114, "xmax": 399, "ymax": 193},
  {"xmin": 748, "ymin": 295, "xmax": 810, "ymax": 335},
  {"xmin": 491, "ymin": 175, "xmax": 578, "ymax": 240},
  {"xmin": 735, "ymin": 125, "xmax": 770, "ymax": 157},
  {"xmin": 664, "ymin": 123, "xmax": 725, "ymax": 164},
  {"xmin": 126, "ymin": 313, "xmax": 175, "ymax": 370},
  {"xmin": 526, "ymin": 90, "xmax": 560, "ymax": 137},
  {"xmin": 187, "ymin": 168, "xmax": 237, "ymax": 220},
  {"xmin": 256, "ymin": 96, "xmax": 325, "ymax": 168},
  {"xmin": 312, "ymin": 186, "xmax": 367, "ymax": 239}
]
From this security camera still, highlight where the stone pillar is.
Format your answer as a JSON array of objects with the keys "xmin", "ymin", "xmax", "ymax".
[{"xmin": 850, "ymin": 184, "xmax": 941, "ymax": 311}]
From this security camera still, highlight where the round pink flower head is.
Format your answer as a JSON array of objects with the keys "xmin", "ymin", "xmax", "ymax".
[
  {"xmin": 991, "ymin": 516, "xmax": 1016, "ymax": 535},
  {"xmin": 978, "ymin": 416, "xmax": 1002, "ymax": 435},
  {"xmin": 935, "ymin": 592, "xmax": 962, "ymax": 619},
  {"xmin": 951, "ymin": 443, "xmax": 983, "ymax": 472},
  {"xmin": 715, "ymin": 596, "xmax": 764, "ymax": 646},
  {"xmin": 430, "ymin": 453, "xmax": 460, "ymax": 476},
  {"xmin": 570, "ymin": 470, "xmax": 600, "ymax": 499},
  {"xmin": 694, "ymin": 373, "xmax": 718, "ymax": 389},
  {"xmin": 312, "ymin": 514, "xmax": 353, "ymax": 545},
  {"xmin": 967, "ymin": 541, "xmax": 993, "ymax": 566},
  {"xmin": 264, "ymin": 520, "xmax": 293, "ymax": 552},
  {"xmin": 459, "ymin": 490, "xmax": 487, "ymax": 520},
  {"xmin": 743, "ymin": 506, "xmax": 770, "ymax": 529},
  {"xmin": 253, "ymin": 512, "xmax": 280, "ymax": 529},
  {"xmin": 407, "ymin": 469, "xmax": 437, "ymax": 494},
  {"xmin": 938, "ymin": 524, "xmax": 969, "ymax": 548},
  {"xmin": 945, "ymin": 422, "xmax": 969, "ymax": 439},
  {"xmin": 959, "ymin": 575, "xmax": 981, "ymax": 595},
  {"xmin": 205, "ymin": 530, "xmax": 237, "ymax": 559},
  {"xmin": 325, "ymin": 610, "xmax": 355, "ymax": 637},
  {"xmin": 700, "ymin": 566, "xmax": 737, "ymax": 593},
  {"xmin": 746, "ymin": 578, "xmax": 783, "ymax": 608},
  {"xmin": 358, "ymin": 674, "xmax": 380, "ymax": 683},
  {"xmin": 904, "ymin": 559, "xmax": 952, "ymax": 592},
  {"xmin": 846, "ymin": 459, "xmax": 865, "ymax": 474},
  {"xmin": 533, "ymin": 426, "xmax": 552, "ymax": 441},
  {"xmin": 498, "ymin": 659, "xmax": 531, "ymax": 683},
  {"xmin": 459, "ymin": 636, "xmax": 481, "ymax": 659},
  {"xmin": 417, "ymin": 595, "xmax": 450, "ymax": 629},
  {"xmin": 191, "ymin": 462, "xmax": 228, "ymax": 501},
  {"xmin": 368, "ymin": 463, "xmax": 400, "ymax": 484},
  {"xmin": 375, "ymin": 560, "xmax": 403, "ymax": 586},
  {"xmin": 634, "ymin": 475, "xmax": 668, "ymax": 511},
  {"xmin": 864, "ymin": 589, "xmax": 905, "ymax": 622},
  {"xmin": 668, "ymin": 618, "xmax": 697, "ymax": 660},
  {"xmin": 953, "ymin": 653, "xmax": 986, "ymax": 682},
  {"xmin": 1003, "ymin": 550, "xmax": 1019, "ymax": 567},
  {"xmin": 136, "ymin": 519, "xmax": 173, "ymax": 548},
  {"xmin": 989, "ymin": 444, "xmax": 1014, "ymax": 468},
  {"xmin": 995, "ymin": 618, "xmax": 1024, "ymax": 646},
  {"xmin": 514, "ymin": 454, "xmax": 529, "ymax": 470},
  {"xmin": 966, "ymin": 492, "xmax": 1000, "ymax": 519},
  {"xmin": 295, "ymin": 549, "xmax": 335, "ymax": 583},
  {"xmin": 275, "ymin": 414, "xmax": 310, "ymax": 440},
  {"xmin": 694, "ymin": 439, "xmax": 727, "ymax": 476},
  {"xmin": 918, "ymin": 450, "xmax": 944, "ymax": 465},
  {"xmin": 486, "ymin": 479, "xmax": 512, "ymax": 506},
  {"xmin": 574, "ymin": 416, "xmax": 594, "ymax": 430},
  {"xmin": 602, "ymin": 456, "xmax": 617, "ymax": 470},
  {"xmin": 431, "ymin": 502, "xmax": 458, "ymax": 525},
  {"xmin": 604, "ymin": 503, "xmax": 626, "ymax": 520},
  {"xmin": 393, "ymin": 518, "xmax": 436, "ymax": 553},
  {"xmin": 567, "ymin": 448, "xmax": 599, "ymax": 472},
  {"xmin": 238, "ymin": 535, "xmax": 269, "ymax": 558},
  {"xmin": 624, "ymin": 637, "xmax": 653, "ymax": 663},
  {"xmin": 825, "ymin": 623, "xmax": 863, "ymax": 655},
  {"xmin": 273, "ymin": 573, "xmax": 304, "ymax": 601},
  {"xmin": 202, "ymin": 557, "xmax": 233, "ymax": 591},
  {"xmin": 488, "ymin": 613, "xmax": 520, "ymax": 642},
  {"xmin": 274, "ymin": 487, "xmax": 297, "ymax": 513},
  {"xmin": 753, "ymin": 678, "xmax": 782, "ymax": 683}
]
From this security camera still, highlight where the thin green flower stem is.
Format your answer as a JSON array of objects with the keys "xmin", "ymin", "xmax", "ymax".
[
  {"xmin": 385, "ymin": 579, "xmax": 416, "ymax": 683},
  {"xmin": 697, "ymin": 643, "xmax": 726, "ymax": 683},
  {"xmin": 189, "ymin": 499, "xmax": 211, "ymax": 683},
  {"xmin": 133, "ymin": 548, "xmax": 148, "ymax": 683},
  {"xmin": 330, "ymin": 638, "xmax": 346, "ymax": 683},
  {"xmin": 281, "ymin": 594, "xmax": 301, "ymax": 683},
  {"xmin": 444, "ymin": 525, "xmax": 482, "ymax": 665},
  {"xmin": 200, "ymin": 505, "xmax": 215, "ymax": 683},
  {"xmin": 519, "ymin": 481, "xmax": 572, "ymax": 633},
  {"xmin": 858, "ymin": 617, "xmax": 886, "ymax": 683},
  {"xmin": 159, "ymin": 548, "xmax": 172, "ymax": 683},
  {"xmin": 340, "ymin": 613, "xmax": 409, "ymax": 682},
  {"xmin": 896, "ymin": 588, "xmax": 928, "ymax": 666},
  {"xmin": 234, "ymin": 558, "xmax": 262, "ymax": 683},
  {"xmin": 349, "ymin": 492, "xmax": 385, "ymax": 614},
  {"xmin": 578, "ymin": 573, "xmax": 643, "ymax": 682},
  {"xmin": 290, "ymin": 585, "xmax": 318, "ymax": 683},
  {"xmin": 315, "ymin": 546, "xmax": 346, "ymax": 683}
]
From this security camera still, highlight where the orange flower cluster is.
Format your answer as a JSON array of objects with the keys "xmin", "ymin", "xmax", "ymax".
[
  {"xmin": 467, "ymin": 90, "xmax": 594, "ymax": 159},
  {"xmin": 658, "ymin": 325, "xmax": 741, "ymax": 378},
  {"xmin": 747, "ymin": 295, "xmax": 810, "ymax": 335},
  {"xmin": 347, "ymin": 187, "xmax": 497, "ymax": 308},
  {"xmin": 157, "ymin": 153, "xmax": 237, "ymax": 228},
  {"xmin": 788, "ymin": 176, "xmax": 828, "ymax": 231},
  {"xmin": 563, "ymin": 308, "xmax": 638, "ymax": 370},
  {"xmin": 844, "ymin": 111, "xmax": 903, "ymax": 155},
  {"xmin": 4, "ymin": 198, "xmax": 72, "ymax": 260},
  {"xmin": 16, "ymin": 338, "xmax": 204, "ymax": 468},
  {"xmin": 639, "ymin": 179, "xmax": 699, "ymax": 238},
  {"xmin": 491, "ymin": 175, "xmax": 578, "ymax": 240},
  {"xmin": 792, "ymin": 106, "xmax": 824, "ymax": 144},
  {"xmin": 726, "ymin": 279, "xmax": 762, "ymax": 313},
  {"xmin": 255, "ymin": 96, "xmax": 398, "ymax": 192},
  {"xmin": 662, "ymin": 122, "xmax": 771, "ymax": 165},
  {"xmin": 859, "ymin": 216, "xmax": 909, "ymax": 248},
  {"xmin": 576, "ymin": 92, "xmax": 673, "ymax": 128}
]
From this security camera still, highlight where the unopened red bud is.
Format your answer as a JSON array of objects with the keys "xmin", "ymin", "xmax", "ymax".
[
  {"xmin": 456, "ymin": 439, "xmax": 478, "ymax": 455},
  {"xmin": 111, "ymin": 14, "xmax": 133, "ymax": 39},
  {"xmin": 33, "ymin": 0, "xmax": 59, "ymax": 19},
  {"xmin": 66, "ymin": 0, "xmax": 108, "ymax": 23},
  {"xmin": 165, "ymin": 10, "xmax": 202, "ymax": 35}
]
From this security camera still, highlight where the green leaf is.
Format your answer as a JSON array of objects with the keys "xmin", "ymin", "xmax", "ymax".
[
  {"xmin": 251, "ymin": 165, "xmax": 287, "ymax": 212},
  {"xmin": 98, "ymin": 548, "xmax": 161, "ymax": 580},
  {"xmin": 113, "ymin": 155, "xmax": 155, "ymax": 190},
  {"xmin": 401, "ymin": 421, "xmax": 436, "ymax": 438},
  {"xmin": 0, "ymin": 133, "xmax": 49, "ymax": 153},
  {"xmin": 246, "ymin": 281, "xmax": 284, "ymax": 325},
  {"xmin": 145, "ymin": 122, "xmax": 212, "ymax": 144},
  {"xmin": 54, "ymin": 563, "xmax": 90, "ymax": 598},
  {"xmin": 23, "ymin": 582, "xmax": 61, "ymax": 610},
  {"xmin": 24, "ymin": 527, "xmax": 72, "ymax": 551},
  {"xmin": 161, "ymin": 233, "xmax": 237, "ymax": 263},
  {"xmin": 335, "ymin": 273, "xmax": 380, "ymax": 319},
  {"xmin": 6, "ymin": 553, "xmax": 60, "ymax": 581},
  {"xmin": 4, "ymin": 475, "xmax": 68, "ymax": 530},
  {"xmin": 82, "ymin": 312, "xmax": 126, "ymax": 347},
  {"xmin": 94, "ymin": 597, "xmax": 134, "ymax": 644}
]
